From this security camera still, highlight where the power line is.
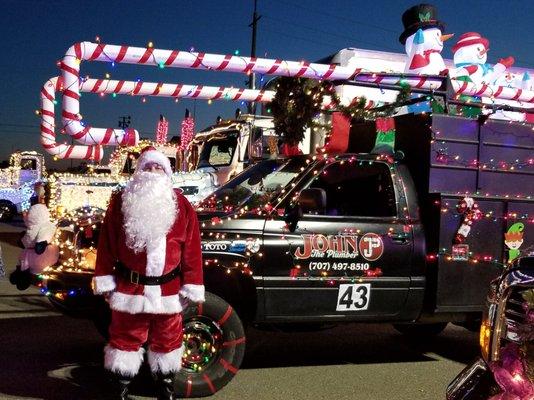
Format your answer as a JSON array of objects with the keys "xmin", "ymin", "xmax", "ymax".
[
  {"xmin": 0, "ymin": 129, "xmax": 38, "ymax": 135},
  {"xmin": 268, "ymin": 0, "xmax": 398, "ymax": 34},
  {"xmin": 261, "ymin": 26, "xmax": 339, "ymax": 50},
  {"xmin": 263, "ymin": 15, "xmax": 398, "ymax": 52},
  {"xmin": 0, "ymin": 123, "xmax": 40, "ymax": 128},
  {"xmin": 266, "ymin": 0, "xmax": 534, "ymax": 69}
]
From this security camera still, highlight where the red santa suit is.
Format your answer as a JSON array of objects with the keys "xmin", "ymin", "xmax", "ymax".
[{"xmin": 93, "ymin": 149, "xmax": 204, "ymax": 379}]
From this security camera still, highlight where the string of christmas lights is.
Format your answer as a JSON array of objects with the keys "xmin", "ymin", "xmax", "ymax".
[
  {"xmin": 179, "ymin": 111, "xmax": 195, "ymax": 152},
  {"xmin": 438, "ymin": 200, "xmax": 534, "ymax": 224},
  {"xmin": 433, "ymin": 149, "xmax": 534, "ymax": 172}
]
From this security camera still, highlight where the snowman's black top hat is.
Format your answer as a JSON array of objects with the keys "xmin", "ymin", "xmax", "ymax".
[{"xmin": 399, "ymin": 3, "xmax": 445, "ymax": 45}]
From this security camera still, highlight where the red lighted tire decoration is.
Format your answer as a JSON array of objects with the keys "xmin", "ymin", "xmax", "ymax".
[{"xmin": 175, "ymin": 292, "xmax": 246, "ymax": 397}]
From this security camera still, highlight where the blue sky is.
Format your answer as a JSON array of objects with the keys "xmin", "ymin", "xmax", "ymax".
[{"xmin": 1, "ymin": 0, "xmax": 533, "ymax": 166}]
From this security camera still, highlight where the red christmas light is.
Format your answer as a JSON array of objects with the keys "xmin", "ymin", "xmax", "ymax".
[
  {"xmin": 179, "ymin": 108, "xmax": 195, "ymax": 151},
  {"xmin": 155, "ymin": 114, "xmax": 169, "ymax": 143}
]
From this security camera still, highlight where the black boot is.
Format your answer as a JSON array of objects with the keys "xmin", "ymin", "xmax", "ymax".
[
  {"xmin": 108, "ymin": 372, "xmax": 133, "ymax": 400},
  {"xmin": 9, "ymin": 265, "xmax": 31, "ymax": 291},
  {"xmin": 154, "ymin": 372, "xmax": 176, "ymax": 400},
  {"xmin": 9, "ymin": 265, "xmax": 21, "ymax": 285}
]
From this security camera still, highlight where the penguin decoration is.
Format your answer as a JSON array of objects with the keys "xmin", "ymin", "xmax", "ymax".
[
  {"xmin": 400, "ymin": 4, "xmax": 453, "ymax": 75},
  {"xmin": 452, "ymin": 32, "xmax": 515, "ymax": 86}
]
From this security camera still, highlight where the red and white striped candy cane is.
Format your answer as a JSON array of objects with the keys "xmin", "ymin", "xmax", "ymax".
[
  {"xmin": 60, "ymin": 42, "xmax": 437, "ymax": 144},
  {"xmin": 348, "ymin": 72, "xmax": 444, "ymax": 90},
  {"xmin": 78, "ymin": 78, "xmax": 384, "ymax": 110},
  {"xmin": 450, "ymin": 78, "xmax": 534, "ymax": 104},
  {"xmin": 64, "ymin": 42, "xmax": 445, "ymax": 87},
  {"xmin": 79, "ymin": 78, "xmax": 275, "ymax": 103},
  {"xmin": 41, "ymin": 77, "xmax": 103, "ymax": 161},
  {"xmin": 47, "ymin": 73, "xmax": 384, "ymax": 159}
]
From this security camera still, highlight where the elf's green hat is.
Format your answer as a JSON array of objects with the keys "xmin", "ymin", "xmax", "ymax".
[{"xmin": 507, "ymin": 223, "xmax": 524, "ymax": 234}]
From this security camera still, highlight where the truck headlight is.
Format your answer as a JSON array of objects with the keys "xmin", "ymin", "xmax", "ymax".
[{"xmin": 479, "ymin": 318, "xmax": 491, "ymax": 360}]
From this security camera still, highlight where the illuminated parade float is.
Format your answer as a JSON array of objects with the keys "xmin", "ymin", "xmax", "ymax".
[{"xmin": 7, "ymin": 3, "xmax": 531, "ymax": 398}]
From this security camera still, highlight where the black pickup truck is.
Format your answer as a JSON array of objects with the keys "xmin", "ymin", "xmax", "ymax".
[{"xmin": 40, "ymin": 113, "xmax": 534, "ymax": 396}]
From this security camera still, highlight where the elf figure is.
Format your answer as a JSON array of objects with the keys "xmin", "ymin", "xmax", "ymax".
[{"xmin": 504, "ymin": 222, "xmax": 525, "ymax": 263}]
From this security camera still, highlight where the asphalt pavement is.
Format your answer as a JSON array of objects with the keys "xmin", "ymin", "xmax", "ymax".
[{"xmin": 0, "ymin": 219, "xmax": 479, "ymax": 400}]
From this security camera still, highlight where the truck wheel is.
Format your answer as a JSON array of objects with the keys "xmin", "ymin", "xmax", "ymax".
[
  {"xmin": 175, "ymin": 292, "xmax": 246, "ymax": 397},
  {"xmin": 0, "ymin": 200, "xmax": 16, "ymax": 222},
  {"xmin": 393, "ymin": 322, "xmax": 448, "ymax": 337}
]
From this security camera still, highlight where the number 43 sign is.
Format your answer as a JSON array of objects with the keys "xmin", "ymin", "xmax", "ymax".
[{"xmin": 336, "ymin": 284, "xmax": 371, "ymax": 311}]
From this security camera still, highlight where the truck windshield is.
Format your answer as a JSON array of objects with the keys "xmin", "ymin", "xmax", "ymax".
[
  {"xmin": 198, "ymin": 157, "xmax": 308, "ymax": 212},
  {"xmin": 197, "ymin": 135, "xmax": 238, "ymax": 168}
]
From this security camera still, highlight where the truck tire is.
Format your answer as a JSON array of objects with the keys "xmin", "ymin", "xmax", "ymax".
[
  {"xmin": 175, "ymin": 292, "xmax": 246, "ymax": 397},
  {"xmin": 0, "ymin": 200, "xmax": 16, "ymax": 222},
  {"xmin": 392, "ymin": 322, "xmax": 448, "ymax": 337}
]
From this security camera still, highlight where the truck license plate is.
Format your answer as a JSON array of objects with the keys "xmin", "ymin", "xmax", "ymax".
[{"xmin": 336, "ymin": 284, "xmax": 371, "ymax": 311}]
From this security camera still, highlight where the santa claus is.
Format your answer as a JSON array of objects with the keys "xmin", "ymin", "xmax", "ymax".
[{"xmin": 93, "ymin": 146, "xmax": 204, "ymax": 400}]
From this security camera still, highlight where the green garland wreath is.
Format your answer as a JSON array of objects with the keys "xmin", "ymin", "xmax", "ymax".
[
  {"xmin": 268, "ymin": 77, "xmax": 411, "ymax": 145},
  {"xmin": 268, "ymin": 77, "xmax": 324, "ymax": 146}
]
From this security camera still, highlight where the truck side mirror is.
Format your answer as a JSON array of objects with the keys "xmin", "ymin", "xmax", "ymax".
[
  {"xmin": 298, "ymin": 188, "xmax": 327, "ymax": 215},
  {"xmin": 284, "ymin": 188, "xmax": 327, "ymax": 232}
]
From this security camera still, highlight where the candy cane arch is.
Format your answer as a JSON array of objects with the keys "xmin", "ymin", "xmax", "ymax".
[
  {"xmin": 41, "ymin": 77, "xmax": 103, "ymax": 161},
  {"xmin": 43, "ymin": 77, "xmax": 276, "ymax": 159},
  {"xmin": 80, "ymin": 78, "xmax": 275, "ymax": 103},
  {"xmin": 59, "ymin": 42, "xmax": 442, "ymax": 145},
  {"xmin": 59, "ymin": 42, "xmax": 534, "ymax": 149},
  {"xmin": 45, "ymin": 74, "xmax": 385, "ymax": 160},
  {"xmin": 62, "ymin": 42, "xmax": 445, "ymax": 88},
  {"xmin": 63, "ymin": 41, "xmax": 534, "ymax": 104},
  {"xmin": 77, "ymin": 77, "xmax": 382, "ymax": 110}
]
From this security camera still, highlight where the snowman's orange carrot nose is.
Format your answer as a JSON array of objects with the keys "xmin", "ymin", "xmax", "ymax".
[
  {"xmin": 480, "ymin": 48, "xmax": 489, "ymax": 56},
  {"xmin": 441, "ymin": 33, "xmax": 454, "ymax": 42}
]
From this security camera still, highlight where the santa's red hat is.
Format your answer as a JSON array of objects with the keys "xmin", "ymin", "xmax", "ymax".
[
  {"xmin": 136, "ymin": 146, "xmax": 172, "ymax": 176},
  {"xmin": 452, "ymin": 32, "xmax": 489, "ymax": 54}
]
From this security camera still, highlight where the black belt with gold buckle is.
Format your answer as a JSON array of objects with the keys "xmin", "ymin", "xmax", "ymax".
[{"xmin": 115, "ymin": 261, "xmax": 181, "ymax": 285}]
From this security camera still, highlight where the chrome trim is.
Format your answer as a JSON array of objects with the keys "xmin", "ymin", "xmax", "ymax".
[
  {"xmin": 490, "ymin": 282, "xmax": 532, "ymax": 362},
  {"xmin": 489, "ymin": 286, "xmax": 510, "ymax": 362},
  {"xmin": 446, "ymin": 358, "xmax": 488, "ymax": 400}
]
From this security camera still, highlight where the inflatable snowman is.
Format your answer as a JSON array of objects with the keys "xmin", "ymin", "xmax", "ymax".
[
  {"xmin": 452, "ymin": 32, "xmax": 514, "ymax": 85},
  {"xmin": 400, "ymin": 4, "xmax": 453, "ymax": 75}
]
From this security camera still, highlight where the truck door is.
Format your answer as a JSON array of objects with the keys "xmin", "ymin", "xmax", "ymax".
[{"xmin": 261, "ymin": 159, "xmax": 414, "ymax": 321}]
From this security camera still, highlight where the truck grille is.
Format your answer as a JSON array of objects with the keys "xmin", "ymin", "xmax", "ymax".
[{"xmin": 502, "ymin": 287, "xmax": 528, "ymax": 344}]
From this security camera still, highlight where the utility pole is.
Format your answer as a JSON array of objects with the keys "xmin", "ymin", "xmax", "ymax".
[{"xmin": 248, "ymin": 0, "xmax": 261, "ymax": 115}]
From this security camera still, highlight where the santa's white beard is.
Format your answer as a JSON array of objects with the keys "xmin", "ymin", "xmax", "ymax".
[{"xmin": 122, "ymin": 171, "xmax": 177, "ymax": 254}]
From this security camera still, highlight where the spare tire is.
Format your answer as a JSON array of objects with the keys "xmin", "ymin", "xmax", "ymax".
[{"xmin": 175, "ymin": 292, "xmax": 245, "ymax": 397}]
